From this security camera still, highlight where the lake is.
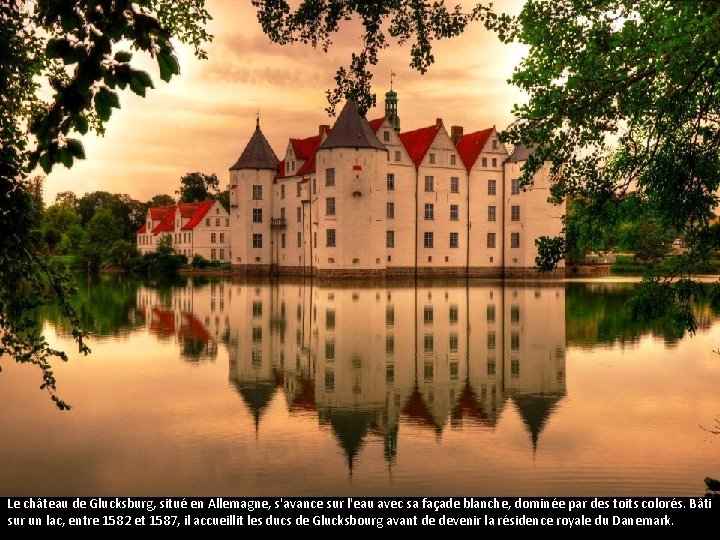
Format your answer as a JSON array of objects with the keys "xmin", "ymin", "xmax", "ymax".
[{"xmin": 1, "ymin": 273, "xmax": 718, "ymax": 497}]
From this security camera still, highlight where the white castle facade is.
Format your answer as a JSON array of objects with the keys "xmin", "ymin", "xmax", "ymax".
[{"xmin": 228, "ymin": 91, "xmax": 565, "ymax": 278}]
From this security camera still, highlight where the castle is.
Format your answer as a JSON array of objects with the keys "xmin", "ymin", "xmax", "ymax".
[{"xmin": 227, "ymin": 89, "xmax": 565, "ymax": 278}]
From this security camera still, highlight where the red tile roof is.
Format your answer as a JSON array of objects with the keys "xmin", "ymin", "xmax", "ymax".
[
  {"xmin": 139, "ymin": 200, "xmax": 217, "ymax": 234},
  {"xmin": 181, "ymin": 200, "xmax": 214, "ymax": 230},
  {"xmin": 275, "ymin": 161, "xmax": 286, "ymax": 181},
  {"xmin": 456, "ymin": 128, "xmax": 494, "ymax": 172},
  {"xmin": 399, "ymin": 125, "xmax": 440, "ymax": 167},
  {"xmin": 152, "ymin": 205, "xmax": 176, "ymax": 233},
  {"xmin": 178, "ymin": 313, "xmax": 210, "ymax": 344},
  {"xmin": 368, "ymin": 117, "xmax": 385, "ymax": 133},
  {"xmin": 291, "ymin": 134, "xmax": 322, "ymax": 160},
  {"xmin": 296, "ymin": 153, "xmax": 316, "ymax": 175}
]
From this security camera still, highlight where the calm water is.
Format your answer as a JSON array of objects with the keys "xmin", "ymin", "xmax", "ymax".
[{"xmin": 1, "ymin": 274, "xmax": 718, "ymax": 497}]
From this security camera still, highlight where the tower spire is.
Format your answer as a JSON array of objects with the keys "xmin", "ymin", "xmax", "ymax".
[{"xmin": 385, "ymin": 77, "xmax": 400, "ymax": 132}]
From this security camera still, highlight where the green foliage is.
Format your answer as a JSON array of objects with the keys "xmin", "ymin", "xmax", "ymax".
[
  {"xmin": 148, "ymin": 193, "xmax": 175, "ymax": 207},
  {"xmin": 43, "ymin": 228, "xmax": 62, "ymax": 252},
  {"xmin": 107, "ymin": 240, "xmax": 142, "ymax": 271},
  {"xmin": 45, "ymin": 200, "xmax": 81, "ymax": 232},
  {"xmin": 251, "ymin": 0, "xmax": 490, "ymax": 115},
  {"xmin": 484, "ymin": 0, "xmax": 720, "ymax": 334},
  {"xmin": 176, "ymin": 171, "xmax": 219, "ymax": 203},
  {"xmin": 1, "ymin": 1, "xmax": 212, "ymax": 408}
]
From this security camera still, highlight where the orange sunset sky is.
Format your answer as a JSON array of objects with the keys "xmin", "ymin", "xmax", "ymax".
[{"xmin": 41, "ymin": 0, "xmax": 527, "ymax": 205}]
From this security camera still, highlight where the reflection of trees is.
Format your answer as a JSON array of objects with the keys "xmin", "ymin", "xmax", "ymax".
[
  {"xmin": 41, "ymin": 272, "xmax": 145, "ymax": 338},
  {"xmin": 565, "ymin": 282, "xmax": 718, "ymax": 346}
]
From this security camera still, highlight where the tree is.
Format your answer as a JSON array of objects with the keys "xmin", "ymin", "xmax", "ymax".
[
  {"xmin": 45, "ymin": 200, "xmax": 81, "ymax": 232},
  {"xmin": 1, "ymin": 0, "xmax": 212, "ymax": 409},
  {"xmin": 176, "ymin": 171, "xmax": 219, "ymax": 203},
  {"xmin": 148, "ymin": 194, "xmax": 175, "ymax": 207},
  {"xmin": 485, "ymin": 1, "xmax": 720, "ymax": 335}
]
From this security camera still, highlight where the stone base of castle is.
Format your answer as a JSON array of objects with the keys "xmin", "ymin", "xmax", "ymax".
[{"xmin": 231, "ymin": 264, "xmax": 565, "ymax": 280}]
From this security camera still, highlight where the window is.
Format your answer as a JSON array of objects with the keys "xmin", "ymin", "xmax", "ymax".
[
  {"xmin": 225, "ymin": 219, "xmax": 229, "ymax": 227},
  {"xmin": 280, "ymin": 184, "xmax": 285, "ymax": 199},
  {"xmin": 492, "ymin": 139, "xmax": 498, "ymax": 150},
  {"xmin": 219, "ymin": 233, "xmax": 225, "ymax": 243},
  {"xmin": 211, "ymin": 233, "xmax": 216, "ymax": 243},
  {"xmin": 450, "ymin": 154, "xmax": 456, "ymax": 165},
  {"xmin": 423, "ymin": 306, "xmax": 433, "ymax": 324},
  {"xmin": 281, "ymin": 233, "xmax": 286, "ymax": 248},
  {"xmin": 252, "ymin": 327, "xmax": 262, "ymax": 343},
  {"xmin": 449, "ymin": 232, "xmax": 459, "ymax": 248},
  {"xmin": 325, "ymin": 340, "xmax": 335, "ymax": 360},
  {"xmin": 205, "ymin": 218, "xmax": 210, "ymax": 226},
  {"xmin": 326, "ymin": 229, "xmax": 336, "ymax": 247},
  {"xmin": 511, "ymin": 178, "xmax": 520, "ymax": 195},
  {"xmin": 511, "ymin": 205, "xmax": 520, "ymax": 221},
  {"xmin": 449, "ymin": 333, "xmax": 458, "ymax": 351},
  {"xmin": 511, "ymin": 357, "xmax": 520, "ymax": 377},
  {"xmin": 450, "ymin": 176, "xmax": 459, "ymax": 193},
  {"xmin": 424, "ymin": 334, "xmax": 434, "ymax": 352},
  {"xmin": 252, "ymin": 301, "xmax": 262, "ymax": 317},
  {"xmin": 252, "ymin": 185, "xmax": 262, "ymax": 200},
  {"xmin": 449, "ymin": 305, "xmax": 458, "ymax": 324},
  {"xmin": 487, "ymin": 232, "xmax": 496, "ymax": 248},
  {"xmin": 511, "ymin": 305, "xmax": 520, "ymax": 323},
  {"xmin": 387, "ymin": 202, "xmax": 395, "ymax": 219},
  {"xmin": 252, "ymin": 208, "xmax": 263, "ymax": 222},
  {"xmin": 383, "ymin": 130, "xmax": 390, "ymax": 141},
  {"xmin": 387, "ymin": 173, "xmax": 395, "ymax": 190},
  {"xmin": 511, "ymin": 232, "xmax": 520, "ymax": 248},
  {"xmin": 215, "ymin": 218, "xmax": 220, "ymax": 226},
  {"xmin": 488, "ymin": 205, "xmax": 496, "ymax": 222},
  {"xmin": 487, "ymin": 331, "xmax": 496, "ymax": 349},
  {"xmin": 429, "ymin": 153, "xmax": 436, "ymax": 164},
  {"xmin": 297, "ymin": 231, "xmax": 302, "ymax": 247},
  {"xmin": 511, "ymin": 332, "xmax": 520, "ymax": 350},
  {"xmin": 394, "ymin": 150, "xmax": 401, "ymax": 161},
  {"xmin": 487, "ymin": 304, "xmax": 496, "ymax": 322},
  {"xmin": 297, "ymin": 206, "xmax": 301, "ymax": 222},
  {"xmin": 312, "ymin": 178, "xmax": 316, "ymax": 194},
  {"xmin": 424, "ymin": 203, "xmax": 434, "ymax": 220},
  {"xmin": 297, "ymin": 183, "xmax": 302, "ymax": 197},
  {"xmin": 482, "ymin": 157, "xmax": 488, "ymax": 168},
  {"xmin": 487, "ymin": 358, "xmax": 496, "ymax": 376},
  {"xmin": 250, "ymin": 233, "xmax": 263, "ymax": 248},
  {"xmin": 450, "ymin": 204, "xmax": 459, "ymax": 221},
  {"xmin": 386, "ymin": 335, "xmax": 394, "ymax": 355},
  {"xmin": 424, "ymin": 176, "xmax": 434, "ymax": 192},
  {"xmin": 424, "ymin": 232, "xmax": 434, "ymax": 248},
  {"xmin": 211, "ymin": 248, "xmax": 216, "ymax": 259},
  {"xmin": 492, "ymin": 157, "xmax": 497, "ymax": 167},
  {"xmin": 325, "ymin": 168, "xmax": 335, "ymax": 186},
  {"xmin": 326, "ymin": 309, "xmax": 335, "ymax": 330},
  {"xmin": 386, "ymin": 230, "xmax": 395, "ymax": 248},
  {"xmin": 280, "ymin": 207, "xmax": 286, "ymax": 220},
  {"xmin": 326, "ymin": 197, "xmax": 335, "ymax": 216},
  {"xmin": 220, "ymin": 249, "xmax": 225, "ymax": 259}
]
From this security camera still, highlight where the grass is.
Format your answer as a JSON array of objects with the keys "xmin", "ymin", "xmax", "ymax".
[{"xmin": 611, "ymin": 253, "xmax": 720, "ymax": 276}]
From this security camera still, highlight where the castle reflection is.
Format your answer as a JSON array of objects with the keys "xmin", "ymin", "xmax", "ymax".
[{"xmin": 135, "ymin": 278, "xmax": 566, "ymax": 468}]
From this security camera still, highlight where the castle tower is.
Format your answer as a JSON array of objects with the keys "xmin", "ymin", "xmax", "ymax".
[
  {"xmin": 385, "ymin": 89, "xmax": 400, "ymax": 132},
  {"xmin": 314, "ymin": 100, "xmax": 388, "ymax": 276},
  {"xmin": 228, "ymin": 119, "xmax": 279, "ymax": 273}
]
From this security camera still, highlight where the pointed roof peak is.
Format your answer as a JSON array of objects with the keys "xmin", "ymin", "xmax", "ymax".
[
  {"xmin": 318, "ymin": 101, "xmax": 386, "ymax": 151},
  {"xmin": 230, "ymin": 121, "xmax": 279, "ymax": 171}
]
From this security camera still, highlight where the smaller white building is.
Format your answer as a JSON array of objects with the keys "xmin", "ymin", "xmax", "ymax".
[{"xmin": 136, "ymin": 200, "xmax": 231, "ymax": 262}]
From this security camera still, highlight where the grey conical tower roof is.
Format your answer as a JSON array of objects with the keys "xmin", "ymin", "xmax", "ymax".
[
  {"xmin": 229, "ymin": 120, "xmax": 279, "ymax": 171},
  {"xmin": 318, "ymin": 101, "xmax": 386, "ymax": 151}
]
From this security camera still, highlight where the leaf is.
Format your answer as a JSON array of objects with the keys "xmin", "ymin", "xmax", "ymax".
[
  {"xmin": 74, "ymin": 115, "xmax": 89, "ymax": 135},
  {"xmin": 59, "ymin": 148, "xmax": 73, "ymax": 168},
  {"xmin": 114, "ymin": 51, "xmax": 133, "ymax": 63},
  {"xmin": 65, "ymin": 139, "xmax": 85, "ymax": 160},
  {"xmin": 38, "ymin": 152, "xmax": 53, "ymax": 174},
  {"xmin": 93, "ymin": 88, "xmax": 120, "ymax": 121},
  {"xmin": 158, "ymin": 51, "xmax": 180, "ymax": 82},
  {"xmin": 129, "ymin": 70, "xmax": 154, "ymax": 97}
]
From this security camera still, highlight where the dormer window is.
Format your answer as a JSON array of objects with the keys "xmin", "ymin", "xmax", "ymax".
[
  {"xmin": 383, "ymin": 131, "xmax": 390, "ymax": 142},
  {"xmin": 492, "ymin": 139, "xmax": 498, "ymax": 150},
  {"xmin": 429, "ymin": 153, "xmax": 436, "ymax": 164}
]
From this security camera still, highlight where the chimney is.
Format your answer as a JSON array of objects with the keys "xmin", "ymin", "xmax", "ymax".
[
  {"xmin": 435, "ymin": 118, "xmax": 443, "ymax": 128},
  {"xmin": 451, "ymin": 125, "xmax": 464, "ymax": 145},
  {"xmin": 319, "ymin": 124, "xmax": 330, "ymax": 140}
]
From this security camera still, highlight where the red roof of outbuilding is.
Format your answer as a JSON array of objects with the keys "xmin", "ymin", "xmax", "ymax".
[
  {"xmin": 456, "ymin": 128, "xmax": 494, "ymax": 172},
  {"xmin": 296, "ymin": 153, "xmax": 316, "ymax": 175},
  {"xmin": 290, "ymin": 134, "xmax": 323, "ymax": 160},
  {"xmin": 399, "ymin": 125, "xmax": 440, "ymax": 167},
  {"xmin": 181, "ymin": 200, "xmax": 214, "ymax": 230},
  {"xmin": 149, "ymin": 206, "xmax": 171, "ymax": 220},
  {"xmin": 152, "ymin": 205, "xmax": 176, "ymax": 234}
]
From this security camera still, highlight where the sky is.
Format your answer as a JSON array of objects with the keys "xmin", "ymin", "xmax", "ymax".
[{"xmin": 41, "ymin": 0, "xmax": 527, "ymax": 205}]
